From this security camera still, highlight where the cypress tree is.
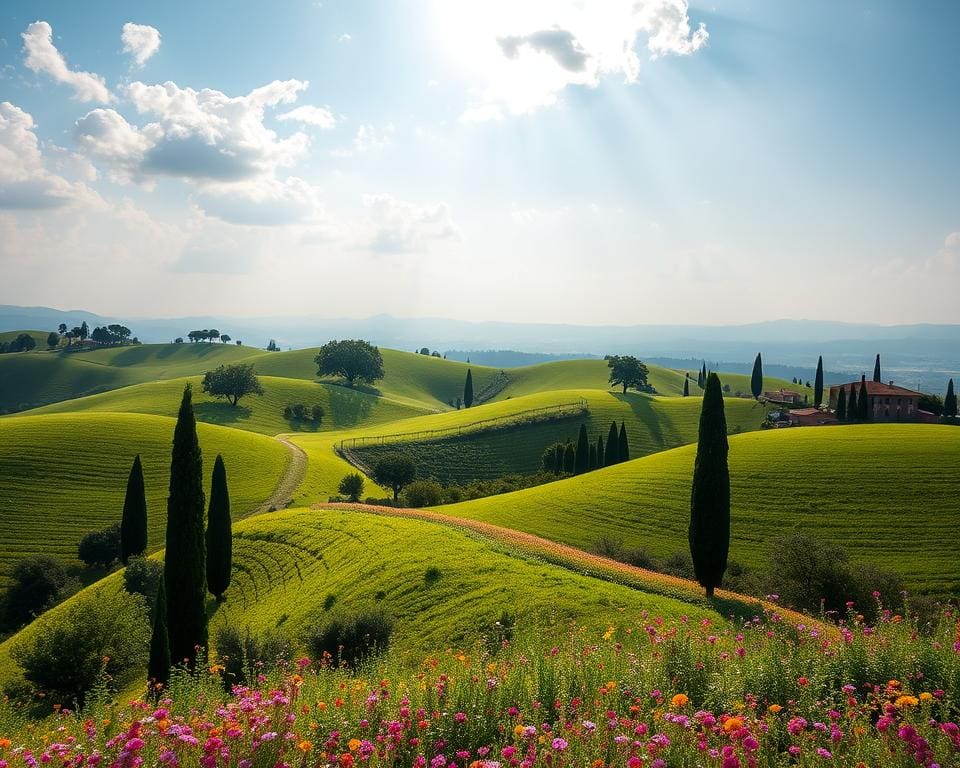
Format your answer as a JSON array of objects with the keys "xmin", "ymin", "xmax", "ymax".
[
  {"xmin": 857, "ymin": 375, "xmax": 869, "ymax": 421},
  {"xmin": 574, "ymin": 423, "xmax": 590, "ymax": 474},
  {"xmin": 596, "ymin": 435, "xmax": 605, "ymax": 468},
  {"xmin": 165, "ymin": 385, "xmax": 207, "ymax": 668},
  {"xmin": 605, "ymin": 421, "xmax": 619, "ymax": 466},
  {"xmin": 700, "ymin": 362, "xmax": 707, "ymax": 389},
  {"xmin": 945, "ymin": 378, "xmax": 957, "ymax": 418},
  {"xmin": 463, "ymin": 369, "xmax": 474, "ymax": 408},
  {"xmin": 688, "ymin": 372, "xmax": 730, "ymax": 598},
  {"xmin": 873, "ymin": 354, "xmax": 882, "ymax": 383},
  {"xmin": 836, "ymin": 385, "xmax": 847, "ymax": 421},
  {"xmin": 814, "ymin": 356, "xmax": 824, "ymax": 407},
  {"xmin": 554, "ymin": 445, "xmax": 565, "ymax": 474},
  {"xmin": 618, "ymin": 421, "xmax": 629, "ymax": 462},
  {"xmin": 683, "ymin": 378, "xmax": 689, "ymax": 397},
  {"xmin": 750, "ymin": 353, "xmax": 763, "ymax": 400},
  {"xmin": 562, "ymin": 442, "xmax": 575, "ymax": 474},
  {"xmin": 148, "ymin": 575, "xmax": 171, "ymax": 689},
  {"xmin": 206, "ymin": 454, "xmax": 232, "ymax": 602},
  {"xmin": 589, "ymin": 444, "xmax": 598, "ymax": 471},
  {"xmin": 120, "ymin": 454, "xmax": 148, "ymax": 565}
]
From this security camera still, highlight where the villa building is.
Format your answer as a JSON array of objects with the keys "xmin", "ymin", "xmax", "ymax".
[{"xmin": 828, "ymin": 380, "xmax": 923, "ymax": 422}]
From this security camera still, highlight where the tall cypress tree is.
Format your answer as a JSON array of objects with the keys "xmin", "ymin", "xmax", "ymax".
[
  {"xmin": 688, "ymin": 372, "xmax": 730, "ymax": 598},
  {"xmin": 165, "ymin": 385, "xmax": 207, "ymax": 668},
  {"xmin": 562, "ymin": 442, "xmax": 575, "ymax": 474},
  {"xmin": 596, "ymin": 435, "xmax": 605, "ymax": 468},
  {"xmin": 605, "ymin": 421, "xmax": 619, "ymax": 466},
  {"xmin": 589, "ymin": 444, "xmax": 598, "ymax": 471},
  {"xmin": 873, "ymin": 354, "xmax": 882, "ymax": 383},
  {"xmin": 700, "ymin": 362, "xmax": 707, "ymax": 389},
  {"xmin": 120, "ymin": 454, "xmax": 148, "ymax": 565},
  {"xmin": 837, "ymin": 385, "xmax": 847, "ymax": 421},
  {"xmin": 618, "ymin": 421, "xmax": 629, "ymax": 462},
  {"xmin": 683, "ymin": 378, "xmax": 690, "ymax": 397},
  {"xmin": 574, "ymin": 423, "xmax": 590, "ymax": 474},
  {"xmin": 750, "ymin": 353, "xmax": 763, "ymax": 400},
  {"xmin": 945, "ymin": 378, "xmax": 957, "ymax": 418},
  {"xmin": 206, "ymin": 454, "xmax": 232, "ymax": 602},
  {"xmin": 148, "ymin": 575, "xmax": 171, "ymax": 689},
  {"xmin": 463, "ymin": 369, "xmax": 474, "ymax": 408},
  {"xmin": 857, "ymin": 375, "xmax": 870, "ymax": 421},
  {"xmin": 814, "ymin": 356, "xmax": 824, "ymax": 408}
]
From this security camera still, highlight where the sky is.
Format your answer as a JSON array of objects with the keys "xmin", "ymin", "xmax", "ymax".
[{"xmin": 0, "ymin": 0, "xmax": 958, "ymax": 325}]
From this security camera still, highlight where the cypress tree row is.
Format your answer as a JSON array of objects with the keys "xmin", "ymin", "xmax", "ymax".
[
  {"xmin": 688, "ymin": 372, "xmax": 730, "ymax": 598},
  {"xmin": 618, "ymin": 421, "xmax": 629, "ymax": 462},
  {"xmin": 120, "ymin": 454, "xmax": 148, "ymax": 565},
  {"xmin": 574, "ymin": 423, "xmax": 590, "ymax": 474},
  {"xmin": 857, "ymin": 376, "xmax": 869, "ymax": 421},
  {"xmin": 945, "ymin": 379, "xmax": 957, "ymax": 418},
  {"xmin": 563, "ymin": 442, "xmax": 575, "ymax": 474},
  {"xmin": 596, "ymin": 435, "xmax": 605, "ymax": 468},
  {"xmin": 206, "ymin": 454, "xmax": 232, "ymax": 602},
  {"xmin": 837, "ymin": 386, "xmax": 847, "ymax": 421},
  {"xmin": 164, "ymin": 384, "xmax": 208, "ymax": 668},
  {"xmin": 814, "ymin": 356, "xmax": 824, "ymax": 407},
  {"xmin": 148, "ymin": 575, "xmax": 171, "ymax": 688},
  {"xmin": 605, "ymin": 421, "xmax": 619, "ymax": 466},
  {"xmin": 463, "ymin": 369, "xmax": 474, "ymax": 408},
  {"xmin": 873, "ymin": 354, "xmax": 882, "ymax": 383},
  {"xmin": 750, "ymin": 353, "xmax": 763, "ymax": 400},
  {"xmin": 589, "ymin": 444, "xmax": 598, "ymax": 471}
]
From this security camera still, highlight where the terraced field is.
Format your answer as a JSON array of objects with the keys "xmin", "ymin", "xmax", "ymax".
[
  {"xmin": 0, "ymin": 412, "xmax": 289, "ymax": 585},
  {"xmin": 442, "ymin": 424, "xmax": 960, "ymax": 594}
]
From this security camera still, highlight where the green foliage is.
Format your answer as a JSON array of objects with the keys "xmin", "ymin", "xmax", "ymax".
[
  {"xmin": 12, "ymin": 587, "xmax": 149, "ymax": 705},
  {"xmin": 873, "ymin": 354, "xmax": 882, "ymax": 383},
  {"xmin": 562, "ymin": 442, "xmax": 575, "ymax": 473},
  {"xmin": 371, "ymin": 452, "xmax": 416, "ymax": 500},
  {"xmin": 123, "ymin": 557, "xmax": 163, "ymax": 621},
  {"xmin": 148, "ymin": 576, "xmax": 171, "ymax": 688},
  {"xmin": 165, "ymin": 385, "xmax": 208, "ymax": 667},
  {"xmin": 857, "ymin": 376, "xmax": 869, "ymax": 421},
  {"xmin": 1, "ymin": 556, "xmax": 70, "ymax": 632},
  {"xmin": 77, "ymin": 523, "xmax": 120, "ymax": 567},
  {"xmin": 541, "ymin": 442, "xmax": 566, "ymax": 474},
  {"xmin": 206, "ymin": 455, "xmax": 232, "ymax": 602},
  {"xmin": 283, "ymin": 402, "xmax": 324, "ymax": 423},
  {"xmin": 306, "ymin": 610, "xmax": 394, "ymax": 667},
  {"xmin": 120, "ymin": 454, "xmax": 147, "ymax": 564},
  {"xmin": 464, "ymin": 368, "xmax": 474, "ymax": 408},
  {"xmin": 750, "ymin": 353, "xmax": 763, "ymax": 399},
  {"xmin": 402, "ymin": 479, "xmax": 443, "ymax": 508},
  {"xmin": 574, "ymin": 423, "xmax": 590, "ymax": 474},
  {"xmin": 46, "ymin": 331, "xmax": 59, "ymax": 349},
  {"xmin": 918, "ymin": 393, "xmax": 943, "ymax": 416},
  {"xmin": 618, "ymin": 421, "xmax": 629, "ymax": 462},
  {"xmin": 944, "ymin": 378, "xmax": 956, "ymax": 418},
  {"xmin": 605, "ymin": 421, "xmax": 619, "ymax": 465},
  {"xmin": 814, "ymin": 356, "xmax": 824, "ymax": 407},
  {"xmin": 423, "ymin": 566, "xmax": 441, "ymax": 585},
  {"xmin": 688, "ymin": 373, "xmax": 730, "ymax": 597},
  {"xmin": 595, "ymin": 435, "xmax": 604, "ymax": 468},
  {"xmin": 338, "ymin": 473, "xmax": 365, "ymax": 502},
  {"xmin": 214, "ymin": 624, "xmax": 291, "ymax": 686},
  {"xmin": 683, "ymin": 377, "xmax": 689, "ymax": 397},
  {"xmin": 605, "ymin": 355, "xmax": 652, "ymax": 394},
  {"xmin": 0, "ymin": 333, "xmax": 36, "ymax": 354},
  {"xmin": 314, "ymin": 340, "xmax": 384, "ymax": 387},
  {"xmin": 201, "ymin": 363, "xmax": 264, "ymax": 406},
  {"xmin": 837, "ymin": 385, "xmax": 847, "ymax": 421}
]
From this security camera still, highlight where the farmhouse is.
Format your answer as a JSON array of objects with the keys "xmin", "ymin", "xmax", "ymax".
[
  {"xmin": 788, "ymin": 408, "xmax": 838, "ymax": 427},
  {"xmin": 763, "ymin": 388, "xmax": 805, "ymax": 405},
  {"xmin": 828, "ymin": 380, "xmax": 925, "ymax": 422}
]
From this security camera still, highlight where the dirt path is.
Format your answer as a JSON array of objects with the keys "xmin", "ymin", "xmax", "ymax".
[{"xmin": 252, "ymin": 436, "xmax": 307, "ymax": 516}]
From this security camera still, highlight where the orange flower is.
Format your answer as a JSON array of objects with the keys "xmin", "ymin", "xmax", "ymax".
[
  {"xmin": 767, "ymin": 704, "xmax": 782, "ymax": 714},
  {"xmin": 591, "ymin": 760, "xmax": 605, "ymax": 768},
  {"xmin": 298, "ymin": 740, "xmax": 313, "ymax": 753},
  {"xmin": 348, "ymin": 738, "xmax": 362, "ymax": 752},
  {"xmin": 670, "ymin": 694, "xmax": 689, "ymax": 708},
  {"xmin": 0, "ymin": 737, "xmax": 11, "ymax": 749},
  {"xmin": 895, "ymin": 695, "xmax": 919, "ymax": 708},
  {"xmin": 723, "ymin": 717, "xmax": 744, "ymax": 733},
  {"xmin": 340, "ymin": 753, "xmax": 354, "ymax": 768},
  {"xmin": 919, "ymin": 692, "xmax": 933, "ymax": 702},
  {"xmin": 317, "ymin": 701, "xmax": 328, "ymax": 711}
]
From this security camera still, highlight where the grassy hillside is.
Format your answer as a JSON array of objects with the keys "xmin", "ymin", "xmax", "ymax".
[
  {"xmin": 0, "ymin": 412, "xmax": 289, "ymax": 585},
  {"xmin": 442, "ymin": 424, "xmax": 960, "ymax": 594},
  {"xmin": 30, "ymin": 375, "xmax": 430, "ymax": 435}
]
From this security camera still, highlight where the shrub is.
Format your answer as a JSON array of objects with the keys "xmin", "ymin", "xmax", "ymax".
[
  {"xmin": 123, "ymin": 557, "xmax": 163, "ymax": 621},
  {"xmin": 284, "ymin": 403, "xmax": 324, "ymax": 423},
  {"xmin": 661, "ymin": 551, "xmax": 695, "ymax": 579},
  {"xmin": 424, "ymin": 566, "xmax": 441, "ymax": 585},
  {"xmin": 1, "ymin": 556, "xmax": 70, "ymax": 631},
  {"xmin": 591, "ymin": 537, "xmax": 656, "ymax": 570},
  {"xmin": 338, "ymin": 473, "xmax": 365, "ymax": 502},
  {"xmin": 78, "ymin": 522, "xmax": 121, "ymax": 567},
  {"xmin": 12, "ymin": 588, "xmax": 149, "ymax": 705},
  {"xmin": 307, "ymin": 610, "xmax": 394, "ymax": 667},
  {"xmin": 215, "ymin": 625, "xmax": 291, "ymax": 687},
  {"xmin": 403, "ymin": 479, "xmax": 443, "ymax": 508}
]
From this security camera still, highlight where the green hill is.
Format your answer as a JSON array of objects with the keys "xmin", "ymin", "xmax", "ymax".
[
  {"xmin": 0, "ymin": 412, "xmax": 290, "ymax": 586},
  {"xmin": 441, "ymin": 423, "xmax": 960, "ymax": 594}
]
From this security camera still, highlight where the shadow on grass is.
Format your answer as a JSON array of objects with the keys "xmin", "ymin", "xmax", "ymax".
[
  {"xmin": 611, "ymin": 392, "xmax": 672, "ymax": 452},
  {"xmin": 194, "ymin": 401, "xmax": 253, "ymax": 426}
]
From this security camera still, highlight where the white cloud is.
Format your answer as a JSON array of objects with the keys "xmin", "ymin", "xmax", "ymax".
[
  {"xmin": 332, "ymin": 123, "xmax": 394, "ymax": 156},
  {"xmin": 21, "ymin": 21, "xmax": 111, "ymax": 103},
  {"xmin": 0, "ymin": 101, "xmax": 100, "ymax": 209},
  {"xmin": 338, "ymin": 33, "xmax": 352, "ymax": 43},
  {"xmin": 362, "ymin": 193, "xmax": 461, "ymax": 253},
  {"xmin": 277, "ymin": 105, "xmax": 338, "ymax": 129},
  {"xmin": 945, "ymin": 232, "xmax": 960, "ymax": 249},
  {"xmin": 194, "ymin": 177, "xmax": 324, "ymax": 227},
  {"xmin": 121, "ymin": 23, "xmax": 161, "ymax": 68},
  {"xmin": 73, "ymin": 108, "xmax": 153, "ymax": 183}
]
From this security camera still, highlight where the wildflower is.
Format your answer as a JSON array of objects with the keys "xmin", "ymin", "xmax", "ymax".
[
  {"xmin": 297, "ymin": 741, "xmax": 312, "ymax": 753},
  {"xmin": 670, "ymin": 694, "xmax": 689, "ymax": 709},
  {"xmin": 722, "ymin": 717, "xmax": 743, "ymax": 733},
  {"xmin": 551, "ymin": 738, "xmax": 568, "ymax": 751},
  {"xmin": 767, "ymin": 704, "xmax": 782, "ymax": 714},
  {"xmin": 895, "ymin": 695, "xmax": 919, "ymax": 708}
]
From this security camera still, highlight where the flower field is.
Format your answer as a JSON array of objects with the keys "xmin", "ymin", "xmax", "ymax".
[{"xmin": 1, "ymin": 602, "xmax": 958, "ymax": 767}]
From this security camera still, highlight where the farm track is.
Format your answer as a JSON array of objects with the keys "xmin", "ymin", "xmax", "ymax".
[{"xmin": 253, "ymin": 436, "xmax": 308, "ymax": 515}]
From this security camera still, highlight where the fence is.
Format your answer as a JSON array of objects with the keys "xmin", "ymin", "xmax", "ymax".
[{"xmin": 338, "ymin": 399, "xmax": 589, "ymax": 452}]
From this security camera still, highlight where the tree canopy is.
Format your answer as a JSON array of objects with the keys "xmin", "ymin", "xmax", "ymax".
[
  {"xmin": 605, "ymin": 355, "xmax": 651, "ymax": 394},
  {"xmin": 201, "ymin": 363, "xmax": 264, "ymax": 406},
  {"xmin": 371, "ymin": 453, "xmax": 416, "ymax": 500},
  {"xmin": 314, "ymin": 339, "xmax": 385, "ymax": 387}
]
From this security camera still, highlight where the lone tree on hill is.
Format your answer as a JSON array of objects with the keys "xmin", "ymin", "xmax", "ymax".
[
  {"xmin": 314, "ymin": 339, "xmax": 384, "ymax": 387},
  {"xmin": 596, "ymin": 435, "xmax": 605, "ymax": 468},
  {"xmin": 606, "ymin": 355, "xmax": 651, "ymax": 394},
  {"xmin": 206, "ymin": 455, "xmax": 232, "ymax": 602},
  {"xmin": 688, "ymin": 372, "xmax": 730, "ymax": 598},
  {"xmin": 574, "ymin": 423, "xmax": 590, "ymax": 474},
  {"xmin": 563, "ymin": 442, "xmax": 576, "ymax": 473},
  {"xmin": 605, "ymin": 421, "xmax": 619, "ymax": 466},
  {"xmin": 750, "ymin": 353, "xmax": 763, "ymax": 400},
  {"xmin": 148, "ymin": 576, "xmax": 171, "ymax": 689},
  {"xmin": 618, "ymin": 421, "xmax": 629, "ymax": 462},
  {"xmin": 836, "ymin": 385, "xmax": 847, "ymax": 421},
  {"xmin": 683, "ymin": 378, "xmax": 690, "ymax": 397},
  {"xmin": 165, "ymin": 385, "xmax": 207, "ymax": 668},
  {"xmin": 338, "ymin": 472, "xmax": 365, "ymax": 501},
  {"xmin": 814, "ymin": 356, "xmax": 824, "ymax": 407},
  {"xmin": 945, "ymin": 379, "xmax": 957, "ymax": 418},
  {"xmin": 201, "ymin": 363, "xmax": 264, "ymax": 406},
  {"xmin": 857, "ymin": 375, "xmax": 869, "ymax": 421},
  {"xmin": 464, "ymin": 368, "xmax": 474, "ymax": 408},
  {"xmin": 372, "ymin": 453, "xmax": 416, "ymax": 500},
  {"xmin": 46, "ymin": 331, "xmax": 59, "ymax": 349},
  {"xmin": 873, "ymin": 354, "xmax": 882, "ymax": 383},
  {"xmin": 120, "ymin": 455, "xmax": 148, "ymax": 565}
]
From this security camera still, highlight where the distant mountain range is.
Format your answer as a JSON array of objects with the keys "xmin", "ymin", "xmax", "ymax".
[{"xmin": 2, "ymin": 304, "xmax": 957, "ymax": 392}]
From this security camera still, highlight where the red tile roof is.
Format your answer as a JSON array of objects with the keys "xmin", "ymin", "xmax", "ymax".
[
  {"xmin": 789, "ymin": 408, "xmax": 822, "ymax": 416},
  {"xmin": 830, "ymin": 381, "xmax": 920, "ymax": 397}
]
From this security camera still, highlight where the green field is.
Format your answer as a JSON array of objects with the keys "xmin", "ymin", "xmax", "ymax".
[
  {"xmin": 0, "ymin": 412, "xmax": 290, "ymax": 585},
  {"xmin": 440, "ymin": 423, "xmax": 960, "ymax": 593}
]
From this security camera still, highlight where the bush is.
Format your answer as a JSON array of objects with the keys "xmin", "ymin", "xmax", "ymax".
[
  {"xmin": 338, "ymin": 473, "xmax": 365, "ymax": 502},
  {"xmin": 1, "ymin": 556, "xmax": 70, "ymax": 631},
  {"xmin": 591, "ymin": 536, "xmax": 656, "ymax": 570},
  {"xmin": 11, "ymin": 588, "xmax": 149, "ymax": 705},
  {"xmin": 215, "ymin": 625, "xmax": 291, "ymax": 686},
  {"xmin": 424, "ymin": 566, "xmax": 441, "ymax": 585},
  {"xmin": 284, "ymin": 403, "xmax": 324, "ymax": 424},
  {"xmin": 403, "ymin": 479, "xmax": 443, "ymax": 508},
  {"xmin": 307, "ymin": 610, "xmax": 394, "ymax": 667},
  {"xmin": 123, "ymin": 557, "xmax": 163, "ymax": 621},
  {"xmin": 78, "ymin": 522, "xmax": 120, "ymax": 567}
]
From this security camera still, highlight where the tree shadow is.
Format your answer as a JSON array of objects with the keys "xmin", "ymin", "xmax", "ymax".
[
  {"xmin": 323, "ymin": 379, "xmax": 383, "ymax": 398},
  {"xmin": 193, "ymin": 401, "xmax": 253, "ymax": 426},
  {"xmin": 610, "ymin": 392, "xmax": 671, "ymax": 450},
  {"xmin": 322, "ymin": 384, "xmax": 375, "ymax": 428}
]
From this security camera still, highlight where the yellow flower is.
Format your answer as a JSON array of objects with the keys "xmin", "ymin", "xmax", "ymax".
[
  {"xmin": 919, "ymin": 692, "xmax": 933, "ymax": 702},
  {"xmin": 602, "ymin": 626, "xmax": 615, "ymax": 641},
  {"xmin": 513, "ymin": 725, "xmax": 526, "ymax": 737},
  {"xmin": 671, "ymin": 694, "xmax": 689, "ymax": 708}
]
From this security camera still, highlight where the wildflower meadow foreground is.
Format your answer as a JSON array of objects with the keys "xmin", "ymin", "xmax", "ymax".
[{"xmin": 1, "ymin": 602, "xmax": 959, "ymax": 768}]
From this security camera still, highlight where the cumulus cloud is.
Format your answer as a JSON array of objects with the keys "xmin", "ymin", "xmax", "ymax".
[
  {"xmin": 0, "ymin": 101, "xmax": 99, "ymax": 209},
  {"xmin": 194, "ymin": 177, "xmax": 324, "ymax": 227},
  {"xmin": 362, "ymin": 193, "xmax": 461, "ymax": 253},
  {"xmin": 121, "ymin": 23, "xmax": 161, "ymax": 68},
  {"xmin": 73, "ymin": 108, "xmax": 153, "ymax": 183},
  {"xmin": 277, "ymin": 105, "xmax": 338, "ymax": 129},
  {"xmin": 331, "ymin": 123, "xmax": 394, "ymax": 156},
  {"xmin": 498, "ymin": 28, "xmax": 589, "ymax": 73},
  {"xmin": 21, "ymin": 21, "xmax": 111, "ymax": 103}
]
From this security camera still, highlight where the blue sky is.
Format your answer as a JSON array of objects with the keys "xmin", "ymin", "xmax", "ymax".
[{"xmin": 0, "ymin": 0, "xmax": 957, "ymax": 323}]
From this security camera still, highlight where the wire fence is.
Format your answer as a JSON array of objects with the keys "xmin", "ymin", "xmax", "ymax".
[{"xmin": 338, "ymin": 399, "xmax": 589, "ymax": 451}]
